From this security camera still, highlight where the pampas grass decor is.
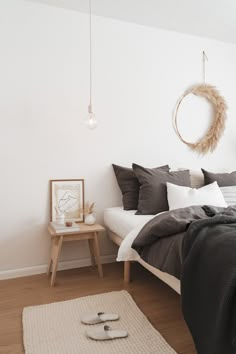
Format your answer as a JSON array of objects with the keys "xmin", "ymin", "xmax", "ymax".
[{"xmin": 174, "ymin": 84, "xmax": 227, "ymax": 154}]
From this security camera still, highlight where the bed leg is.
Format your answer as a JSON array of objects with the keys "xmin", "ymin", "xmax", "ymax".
[{"xmin": 124, "ymin": 261, "xmax": 131, "ymax": 283}]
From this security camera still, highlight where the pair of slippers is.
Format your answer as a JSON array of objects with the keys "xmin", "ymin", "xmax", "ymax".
[{"xmin": 81, "ymin": 312, "xmax": 128, "ymax": 341}]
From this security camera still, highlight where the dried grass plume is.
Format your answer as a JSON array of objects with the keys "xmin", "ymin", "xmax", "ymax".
[{"xmin": 79, "ymin": 202, "xmax": 95, "ymax": 215}]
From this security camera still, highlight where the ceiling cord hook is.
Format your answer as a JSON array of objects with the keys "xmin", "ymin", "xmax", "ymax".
[{"xmin": 203, "ymin": 50, "xmax": 208, "ymax": 83}]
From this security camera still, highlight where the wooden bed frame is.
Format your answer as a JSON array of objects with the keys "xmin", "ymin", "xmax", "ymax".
[{"xmin": 107, "ymin": 229, "xmax": 181, "ymax": 294}]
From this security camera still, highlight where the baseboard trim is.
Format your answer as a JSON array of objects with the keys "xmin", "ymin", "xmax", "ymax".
[{"xmin": 0, "ymin": 254, "xmax": 117, "ymax": 280}]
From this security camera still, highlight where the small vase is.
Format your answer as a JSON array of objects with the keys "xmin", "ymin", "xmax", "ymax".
[
  {"xmin": 85, "ymin": 213, "xmax": 96, "ymax": 225},
  {"xmin": 56, "ymin": 214, "xmax": 65, "ymax": 225}
]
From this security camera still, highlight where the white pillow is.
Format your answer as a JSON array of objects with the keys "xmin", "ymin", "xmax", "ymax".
[
  {"xmin": 189, "ymin": 170, "xmax": 204, "ymax": 188},
  {"xmin": 167, "ymin": 181, "xmax": 227, "ymax": 210},
  {"xmin": 220, "ymin": 186, "xmax": 236, "ymax": 206},
  {"xmin": 174, "ymin": 168, "xmax": 204, "ymax": 188}
]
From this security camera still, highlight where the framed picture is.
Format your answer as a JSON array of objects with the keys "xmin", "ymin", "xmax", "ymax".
[{"xmin": 50, "ymin": 179, "xmax": 84, "ymax": 222}]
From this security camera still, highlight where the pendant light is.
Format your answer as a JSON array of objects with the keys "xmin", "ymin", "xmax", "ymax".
[{"xmin": 84, "ymin": 0, "xmax": 97, "ymax": 129}]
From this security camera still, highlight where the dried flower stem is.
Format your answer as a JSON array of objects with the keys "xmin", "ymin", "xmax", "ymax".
[{"xmin": 79, "ymin": 201, "xmax": 95, "ymax": 215}]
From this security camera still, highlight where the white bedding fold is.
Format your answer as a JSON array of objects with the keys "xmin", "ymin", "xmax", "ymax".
[{"xmin": 117, "ymin": 216, "xmax": 156, "ymax": 262}]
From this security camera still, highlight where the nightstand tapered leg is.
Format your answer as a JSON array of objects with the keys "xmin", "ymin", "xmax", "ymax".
[
  {"xmin": 47, "ymin": 258, "xmax": 53, "ymax": 275},
  {"xmin": 88, "ymin": 238, "xmax": 95, "ymax": 266},
  {"xmin": 50, "ymin": 235, "xmax": 63, "ymax": 286},
  {"xmin": 47, "ymin": 239, "xmax": 55, "ymax": 275},
  {"xmin": 93, "ymin": 232, "xmax": 103, "ymax": 278}
]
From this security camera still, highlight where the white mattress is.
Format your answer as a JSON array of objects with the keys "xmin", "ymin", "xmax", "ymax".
[{"xmin": 104, "ymin": 207, "xmax": 153, "ymax": 239}]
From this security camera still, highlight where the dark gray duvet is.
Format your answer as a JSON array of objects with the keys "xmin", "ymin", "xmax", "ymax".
[
  {"xmin": 132, "ymin": 205, "xmax": 236, "ymax": 353},
  {"xmin": 131, "ymin": 205, "xmax": 208, "ymax": 279}
]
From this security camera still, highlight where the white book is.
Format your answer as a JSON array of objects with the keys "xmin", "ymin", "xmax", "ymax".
[{"xmin": 50, "ymin": 222, "xmax": 81, "ymax": 234}]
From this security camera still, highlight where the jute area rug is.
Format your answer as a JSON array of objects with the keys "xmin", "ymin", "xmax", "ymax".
[{"xmin": 23, "ymin": 290, "xmax": 177, "ymax": 354}]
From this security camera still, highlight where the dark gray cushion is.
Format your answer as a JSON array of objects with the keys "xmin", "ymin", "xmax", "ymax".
[
  {"xmin": 202, "ymin": 169, "xmax": 236, "ymax": 186},
  {"xmin": 112, "ymin": 164, "xmax": 169, "ymax": 210},
  {"xmin": 133, "ymin": 163, "xmax": 191, "ymax": 215}
]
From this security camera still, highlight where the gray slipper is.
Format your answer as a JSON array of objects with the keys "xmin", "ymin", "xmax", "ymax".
[
  {"xmin": 86, "ymin": 325, "xmax": 128, "ymax": 340},
  {"xmin": 81, "ymin": 312, "xmax": 119, "ymax": 325}
]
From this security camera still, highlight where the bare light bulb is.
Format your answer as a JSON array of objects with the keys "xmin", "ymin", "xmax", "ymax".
[{"xmin": 84, "ymin": 104, "xmax": 97, "ymax": 129}]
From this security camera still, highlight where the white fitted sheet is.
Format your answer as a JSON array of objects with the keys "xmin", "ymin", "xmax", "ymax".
[{"xmin": 104, "ymin": 207, "xmax": 153, "ymax": 239}]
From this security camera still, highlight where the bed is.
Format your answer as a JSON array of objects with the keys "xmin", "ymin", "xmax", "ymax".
[
  {"xmin": 104, "ymin": 207, "xmax": 181, "ymax": 294},
  {"xmin": 107, "ymin": 165, "xmax": 236, "ymax": 352}
]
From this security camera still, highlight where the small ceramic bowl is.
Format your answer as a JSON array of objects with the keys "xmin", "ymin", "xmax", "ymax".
[{"xmin": 65, "ymin": 221, "xmax": 73, "ymax": 227}]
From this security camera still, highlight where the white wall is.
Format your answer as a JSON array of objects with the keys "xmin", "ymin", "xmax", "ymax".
[{"xmin": 1, "ymin": 0, "xmax": 236, "ymax": 278}]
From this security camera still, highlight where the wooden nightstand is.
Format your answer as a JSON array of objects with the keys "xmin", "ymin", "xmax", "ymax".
[{"xmin": 47, "ymin": 223, "xmax": 105, "ymax": 286}]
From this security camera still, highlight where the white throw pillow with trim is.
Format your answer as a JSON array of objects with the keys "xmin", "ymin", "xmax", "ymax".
[{"xmin": 167, "ymin": 181, "xmax": 227, "ymax": 210}]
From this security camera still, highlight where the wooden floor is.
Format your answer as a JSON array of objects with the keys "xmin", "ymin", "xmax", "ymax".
[{"xmin": 0, "ymin": 262, "xmax": 196, "ymax": 354}]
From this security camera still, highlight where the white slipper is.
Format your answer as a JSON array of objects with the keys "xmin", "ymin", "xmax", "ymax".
[
  {"xmin": 81, "ymin": 312, "xmax": 119, "ymax": 325},
  {"xmin": 86, "ymin": 325, "xmax": 128, "ymax": 341}
]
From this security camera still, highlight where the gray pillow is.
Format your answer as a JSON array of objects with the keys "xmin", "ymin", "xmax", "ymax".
[
  {"xmin": 112, "ymin": 164, "xmax": 169, "ymax": 211},
  {"xmin": 202, "ymin": 169, "xmax": 236, "ymax": 186},
  {"xmin": 133, "ymin": 163, "xmax": 191, "ymax": 215}
]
